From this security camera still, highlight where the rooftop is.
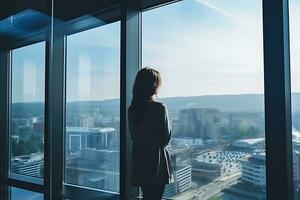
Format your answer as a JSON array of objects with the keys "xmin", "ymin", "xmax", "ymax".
[
  {"xmin": 66, "ymin": 127, "xmax": 116, "ymax": 134},
  {"xmin": 233, "ymin": 138, "xmax": 265, "ymax": 148},
  {"xmin": 246, "ymin": 153, "xmax": 266, "ymax": 165}
]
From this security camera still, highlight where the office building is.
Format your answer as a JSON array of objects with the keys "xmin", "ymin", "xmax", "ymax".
[
  {"xmin": 164, "ymin": 147, "xmax": 192, "ymax": 197},
  {"xmin": 11, "ymin": 153, "xmax": 44, "ymax": 178},
  {"xmin": 66, "ymin": 127, "xmax": 118, "ymax": 153},
  {"xmin": 241, "ymin": 153, "xmax": 266, "ymax": 187},
  {"xmin": 192, "ymin": 160, "xmax": 222, "ymax": 181},
  {"xmin": 175, "ymin": 108, "xmax": 221, "ymax": 139}
]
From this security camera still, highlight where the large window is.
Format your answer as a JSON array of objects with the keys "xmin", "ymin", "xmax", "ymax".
[
  {"xmin": 65, "ymin": 22, "xmax": 120, "ymax": 193},
  {"xmin": 143, "ymin": 1, "xmax": 265, "ymax": 199},
  {"xmin": 0, "ymin": 0, "xmax": 295, "ymax": 199},
  {"xmin": 290, "ymin": 0, "xmax": 300, "ymax": 199},
  {"xmin": 10, "ymin": 42, "xmax": 45, "ymax": 182}
]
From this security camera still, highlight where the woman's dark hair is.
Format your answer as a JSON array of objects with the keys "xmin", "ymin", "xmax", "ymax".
[{"xmin": 130, "ymin": 67, "xmax": 161, "ymax": 124}]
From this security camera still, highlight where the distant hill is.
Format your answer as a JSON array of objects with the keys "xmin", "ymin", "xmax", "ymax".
[
  {"xmin": 162, "ymin": 94, "xmax": 264, "ymax": 114},
  {"xmin": 66, "ymin": 99, "xmax": 120, "ymax": 117},
  {"xmin": 11, "ymin": 93, "xmax": 300, "ymax": 118},
  {"xmin": 163, "ymin": 93, "xmax": 300, "ymax": 117},
  {"xmin": 12, "ymin": 102, "xmax": 45, "ymax": 118}
]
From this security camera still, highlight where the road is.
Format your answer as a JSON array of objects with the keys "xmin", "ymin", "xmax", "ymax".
[{"xmin": 173, "ymin": 172, "xmax": 241, "ymax": 200}]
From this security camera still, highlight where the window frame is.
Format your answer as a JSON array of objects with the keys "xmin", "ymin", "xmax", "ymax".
[
  {"xmin": 62, "ymin": 16, "xmax": 122, "ymax": 200},
  {"xmin": 8, "ymin": 41, "xmax": 47, "ymax": 187},
  {"xmin": 263, "ymin": 0, "xmax": 294, "ymax": 199},
  {"xmin": 0, "ymin": 38, "xmax": 48, "ymax": 197},
  {"xmin": 47, "ymin": 1, "xmax": 123, "ymax": 199}
]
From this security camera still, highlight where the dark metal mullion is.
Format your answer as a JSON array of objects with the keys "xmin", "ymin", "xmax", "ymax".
[
  {"xmin": 120, "ymin": 0, "xmax": 141, "ymax": 199},
  {"xmin": 5, "ymin": 34, "xmax": 46, "ymax": 51},
  {"xmin": 141, "ymin": 0, "xmax": 181, "ymax": 12},
  {"xmin": 263, "ymin": 0, "xmax": 293, "ymax": 199},
  {"xmin": 5, "ymin": 178, "xmax": 44, "ymax": 194},
  {"xmin": 64, "ymin": 5, "xmax": 121, "ymax": 36},
  {"xmin": 45, "ymin": 0, "xmax": 66, "ymax": 198},
  {"xmin": 44, "ymin": 28, "xmax": 51, "ymax": 200},
  {"xmin": 0, "ymin": 41, "xmax": 10, "ymax": 200},
  {"xmin": 63, "ymin": 184, "xmax": 118, "ymax": 200}
]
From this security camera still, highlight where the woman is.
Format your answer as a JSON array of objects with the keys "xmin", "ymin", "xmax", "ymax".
[{"xmin": 128, "ymin": 67, "xmax": 173, "ymax": 200}]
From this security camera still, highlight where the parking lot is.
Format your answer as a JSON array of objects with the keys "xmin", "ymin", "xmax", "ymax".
[{"xmin": 196, "ymin": 150, "xmax": 251, "ymax": 176}]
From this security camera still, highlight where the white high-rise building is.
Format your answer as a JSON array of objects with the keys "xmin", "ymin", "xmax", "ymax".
[
  {"xmin": 11, "ymin": 153, "xmax": 44, "ymax": 178},
  {"xmin": 66, "ymin": 127, "xmax": 118, "ymax": 153},
  {"xmin": 293, "ymin": 150, "xmax": 300, "ymax": 182},
  {"xmin": 241, "ymin": 153, "xmax": 266, "ymax": 187},
  {"xmin": 80, "ymin": 115, "xmax": 95, "ymax": 128}
]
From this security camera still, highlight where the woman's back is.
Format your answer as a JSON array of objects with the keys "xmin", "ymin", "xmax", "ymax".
[
  {"xmin": 128, "ymin": 67, "xmax": 172, "ymax": 199},
  {"xmin": 128, "ymin": 101, "xmax": 172, "ymax": 186},
  {"xmin": 129, "ymin": 102, "xmax": 170, "ymax": 144}
]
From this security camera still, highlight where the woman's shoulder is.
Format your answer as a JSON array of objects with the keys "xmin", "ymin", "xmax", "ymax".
[
  {"xmin": 149, "ymin": 101, "xmax": 167, "ymax": 110},
  {"xmin": 128, "ymin": 101, "xmax": 167, "ymax": 111}
]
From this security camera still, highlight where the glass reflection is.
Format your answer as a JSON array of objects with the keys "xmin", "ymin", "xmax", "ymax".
[
  {"xmin": 65, "ymin": 22, "xmax": 120, "ymax": 193},
  {"xmin": 10, "ymin": 42, "xmax": 45, "ymax": 180}
]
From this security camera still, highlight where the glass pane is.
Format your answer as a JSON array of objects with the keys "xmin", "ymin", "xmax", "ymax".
[
  {"xmin": 10, "ymin": 42, "xmax": 45, "ymax": 180},
  {"xmin": 142, "ymin": 1, "xmax": 265, "ymax": 199},
  {"xmin": 290, "ymin": 0, "xmax": 300, "ymax": 199},
  {"xmin": 65, "ymin": 22, "xmax": 120, "ymax": 193},
  {"xmin": 10, "ymin": 187, "xmax": 43, "ymax": 200}
]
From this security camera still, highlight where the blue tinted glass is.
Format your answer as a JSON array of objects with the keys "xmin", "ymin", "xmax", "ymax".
[
  {"xmin": 143, "ymin": 1, "xmax": 265, "ymax": 199},
  {"xmin": 10, "ymin": 42, "xmax": 45, "ymax": 181},
  {"xmin": 290, "ymin": 0, "xmax": 300, "ymax": 199},
  {"xmin": 65, "ymin": 22, "xmax": 120, "ymax": 193}
]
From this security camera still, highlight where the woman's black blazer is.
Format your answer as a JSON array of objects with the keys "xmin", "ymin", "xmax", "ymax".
[{"xmin": 128, "ymin": 101, "xmax": 173, "ymax": 186}]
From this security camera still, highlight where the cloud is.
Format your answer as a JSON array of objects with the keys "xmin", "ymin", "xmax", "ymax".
[
  {"xmin": 194, "ymin": 0, "xmax": 262, "ymax": 35},
  {"xmin": 195, "ymin": 0, "xmax": 240, "ymax": 22}
]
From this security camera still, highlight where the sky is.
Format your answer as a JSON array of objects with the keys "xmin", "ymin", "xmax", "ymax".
[
  {"xmin": 290, "ymin": 0, "xmax": 300, "ymax": 93},
  {"xmin": 66, "ymin": 23, "xmax": 120, "ymax": 102},
  {"xmin": 12, "ymin": 42, "xmax": 46, "ymax": 103},
  {"xmin": 12, "ymin": 22, "xmax": 120, "ymax": 103},
  {"xmin": 143, "ymin": 0, "xmax": 264, "ymax": 98},
  {"xmin": 11, "ymin": 0, "xmax": 300, "ymax": 102}
]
